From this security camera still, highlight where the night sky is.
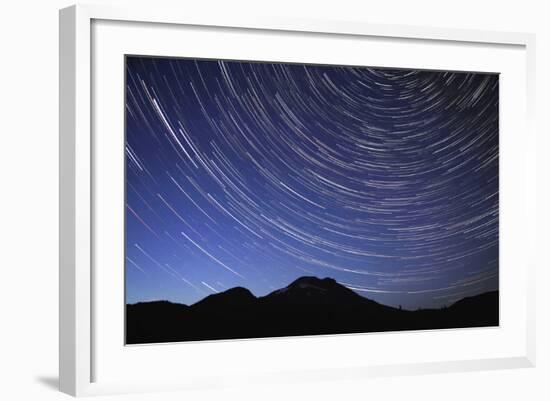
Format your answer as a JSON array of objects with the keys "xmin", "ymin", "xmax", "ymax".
[{"xmin": 125, "ymin": 56, "xmax": 499, "ymax": 310}]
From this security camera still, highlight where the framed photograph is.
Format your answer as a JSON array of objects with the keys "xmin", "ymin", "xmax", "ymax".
[{"xmin": 59, "ymin": 4, "xmax": 536, "ymax": 396}]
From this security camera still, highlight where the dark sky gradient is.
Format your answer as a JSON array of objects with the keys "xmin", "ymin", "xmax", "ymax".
[{"xmin": 125, "ymin": 56, "xmax": 499, "ymax": 310}]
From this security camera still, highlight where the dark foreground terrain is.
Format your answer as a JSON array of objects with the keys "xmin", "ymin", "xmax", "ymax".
[{"xmin": 126, "ymin": 276, "xmax": 498, "ymax": 344}]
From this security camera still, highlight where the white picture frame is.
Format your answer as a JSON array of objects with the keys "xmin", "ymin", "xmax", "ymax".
[{"xmin": 59, "ymin": 3, "xmax": 536, "ymax": 397}]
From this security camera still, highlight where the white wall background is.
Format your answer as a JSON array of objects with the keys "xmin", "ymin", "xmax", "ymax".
[{"xmin": 0, "ymin": 0, "xmax": 547, "ymax": 399}]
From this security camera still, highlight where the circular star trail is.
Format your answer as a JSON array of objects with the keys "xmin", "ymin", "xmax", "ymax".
[{"xmin": 125, "ymin": 56, "xmax": 499, "ymax": 310}]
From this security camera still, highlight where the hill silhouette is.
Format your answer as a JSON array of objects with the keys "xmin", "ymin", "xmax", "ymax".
[{"xmin": 126, "ymin": 276, "xmax": 498, "ymax": 344}]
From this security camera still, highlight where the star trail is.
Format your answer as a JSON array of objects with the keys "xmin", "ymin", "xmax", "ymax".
[{"xmin": 125, "ymin": 56, "xmax": 499, "ymax": 310}]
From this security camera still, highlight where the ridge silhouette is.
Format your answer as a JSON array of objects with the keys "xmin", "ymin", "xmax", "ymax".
[{"xmin": 126, "ymin": 276, "xmax": 498, "ymax": 344}]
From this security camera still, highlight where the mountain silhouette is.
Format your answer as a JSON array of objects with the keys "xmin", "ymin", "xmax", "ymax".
[
  {"xmin": 193, "ymin": 286, "xmax": 257, "ymax": 310},
  {"xmin": 264, "ymin": 276, "xmax": 375, "ymax": 306},
  {"xmin": 126, "ymin": 276, "xmax": 498, "ymax": 344}
]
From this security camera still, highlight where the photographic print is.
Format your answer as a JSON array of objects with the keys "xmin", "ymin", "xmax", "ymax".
[{"xmin": 125, "ymin": 56, "xmax": 499, "ymax": 345}]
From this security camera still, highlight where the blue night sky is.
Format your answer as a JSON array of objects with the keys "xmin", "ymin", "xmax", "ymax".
[{"xmin": 125, "ymin": 56, "xmax": 499, "ymax": 310}]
